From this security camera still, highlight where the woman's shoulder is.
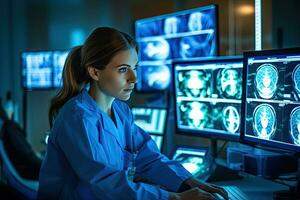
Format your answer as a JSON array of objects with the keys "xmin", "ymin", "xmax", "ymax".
[{"xmin": 58, "ymin": 95, "xmax": 98, "ymax": 122}]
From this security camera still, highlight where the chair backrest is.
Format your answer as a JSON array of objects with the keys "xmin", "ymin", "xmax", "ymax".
[{"xmin": 0, "ymin": 118, "xmax": 38, "ymax": 199}]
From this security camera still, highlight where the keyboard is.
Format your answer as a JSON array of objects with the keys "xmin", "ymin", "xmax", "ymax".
[{"xmin": 213, "ymin": 185, "xmax": 248, "ymax": 200}]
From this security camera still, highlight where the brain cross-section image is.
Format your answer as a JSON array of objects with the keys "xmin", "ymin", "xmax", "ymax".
[
  {"xmin": 135, "ymin": 6, "xmax": 217, "ymax": 91},
  {"xmin": 141, "ymin": 38, "xmax": 170, "ymax": 60},
  {"xmin": 290, "ymin": 107, "xmax": 300, "ymax": 146},
  {"xmin": 179, "ymin": 101, "xmax": 211, "ymax": 129},
  {"xmin": 222, "ymin": 106, "xmax": 240, "ymax": 133},
  {"xmin": 253, "ymin": 104, "xmax": 277, "ymax": 140},
  {"xmin": 177, "ymin": 69, "xmax": 211, "ymax": 98},
  {"xmin": 164, "ymin": 16, "xmax": 180, "ymax": 34},
  {"xmin": 142, "ymin": 65, "xmax": 171, "ymax": 90},
  {"xmin": 255, "ymin": 64, "xmax": 279, "ymax": 99},
  {"xmin": 217, "ymin": 68, "xmax": 242, "ymax": 99},
  {"xmin": 293, "ymin": 64, "xmax": 300, "ymax": 95}
]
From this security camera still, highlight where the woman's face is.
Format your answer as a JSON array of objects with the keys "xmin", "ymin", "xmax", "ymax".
[{"xmin": 96, "ymin": 48, "xmax": 138, "ymax": 101}]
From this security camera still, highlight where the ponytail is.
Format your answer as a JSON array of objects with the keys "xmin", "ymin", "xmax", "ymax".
[{"xmin": 49, "ymin": 46, "xmax": 88, "ymax": 127}]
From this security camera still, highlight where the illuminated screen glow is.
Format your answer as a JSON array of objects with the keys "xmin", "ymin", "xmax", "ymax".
[
  {"xmin": 172, "ymin": 147, "xmax": 208, "ymax": 175},
  {"xmin": 174, "ymin": 58, "xmax": 243, "ymax": 137},
  {"xmin": 135, "ymin": 5, "xmax": 218, "ymax": 91},
  {"xmin": 243, "ymin": 50, "xmax": 300, "ymax": 151},
  {"xmin": 21, "ymin": 50, "xmax": 69, "ymax": 90},
  {"xmin": 150, "ymin": 134, "xmax": 163, "ymax": 151},
  {"xmin": 132, "ymin": 107, "xmax": 167, "ymax": 135}
]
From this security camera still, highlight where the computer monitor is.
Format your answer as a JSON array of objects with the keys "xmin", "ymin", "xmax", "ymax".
[
  {"xmin": 53, "ymin": 50, "xmax": 69, "ymax": 87},
  {"xmin": 21, "ymin": 51, "xmax": 53, "ymax": 90},
  {"xmin": 21, "ymin": 50, "xmax": 69, "ymax": 90},
  {"xmin": 170, "ymin": 145, "xmax": 209, "ymax": 176},
  {"xmin": 173, "ymin": 57, "xmax": 243, "ymax": 140},
  {"xmin": 150, "ymin": 134, "xmax": 164, "ymax": 151},
  {"xmin": 132, "ymin": 107, "xmax": 167, "ymax": 135},
  {"xmin": 135, "ymin": 5, "xmax": 218, "ymax": 91},
  {"xmin": 241, "ymin": 48, "xmax": 300, "ymax": 152}
]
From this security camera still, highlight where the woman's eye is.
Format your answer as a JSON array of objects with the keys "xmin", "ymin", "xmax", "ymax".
[{"xmin": 118, "ymin": 67, "xmax": 128, "ymax": 73}]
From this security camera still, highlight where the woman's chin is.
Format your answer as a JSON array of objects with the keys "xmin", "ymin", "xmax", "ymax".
[{"xmin": 117, "ymin": 94, "xmax": 131, "ymax": 101}]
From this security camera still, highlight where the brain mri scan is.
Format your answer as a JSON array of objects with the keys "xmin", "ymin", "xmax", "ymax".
[
  {"xmin": 188, "ymin": 12, "xmax": 204, "ymax": 31},
  {"xmin": 179, "ymin": 34, "xmax": 214, "ymax": 58},
  {"xmin": 178, "ymin": 69, "xmax": 211, "ymax": 97},
  {"xmin": 255, "ymin": 64, "xmax": 279, "ymax": 99},
  {"xmin": 164, "ymin": 17, "xmax": 179, "ymax": 35},
  {"xmin": 180, "ymin": 101, "xmax": 210, "ymax": 129},
  {"xmin": 143, "ymin": 38, "xmax": 170, "ymax": 60},
  {"xmin": 290, "ymin": 107, "xmax": 300, "ymax": 146},
  {"xmin": 253, "ymin": 104, "xmax": 277, "ymax": 140},
  {"xmin": 222, "ymin": 106, "xmax": 240, "ymax": 133},
  {"xmin": 293, "ymin": 64, "xmax": 300, "ymax": 95},
  {"xmin": 144, "ymin": 65, "xmax": 171, "ymax": 89},
  {"xmin": 217, "ymin": 68, "xmax": 242, "ymax": 99}
]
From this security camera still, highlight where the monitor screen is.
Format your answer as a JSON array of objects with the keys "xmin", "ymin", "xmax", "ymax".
[
  {"xmin": 135, "ymin": 5, "xmax": 218, "ymax": 91},
  {"xmin": 171, "ymin": 146, "xmax": 208, "ymax": 175},
  {"xmin": 132, "ymin": 107, "xmax": 167, "ymax": 135},
  {"xmin": 21, "ymin": 50, "xmax": 69, "ymax": 90},
  {"xmin": 53, "ymin": 51, "xmax": 69, "ymax": 87},
  {"xmin": 241, "ymin": 48, "xmax": 300, "ymax": 152},
  {"xmin": 150, "ymin": 134, "xmax": 164, "ymax": 151},
  {"xmin": 173, "ymin": 57, "xmax": 243, "ymax": 139},
  {"xmin": 21, "ymin": 51, "xmax": 53, "ymax": 89}
]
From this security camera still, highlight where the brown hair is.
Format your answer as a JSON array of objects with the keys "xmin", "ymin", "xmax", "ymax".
[{"xmin": 49, "ymin": 27, "xmax": 138, "ymax": 126}]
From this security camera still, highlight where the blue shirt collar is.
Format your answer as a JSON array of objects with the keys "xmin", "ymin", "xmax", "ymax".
[{"xmin": 79, "ymin": 89, "xmax": 103, "ymax": 114}]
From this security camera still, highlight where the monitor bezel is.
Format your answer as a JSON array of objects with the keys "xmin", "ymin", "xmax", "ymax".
[
  {"xmin": 172, "ymin": 56, "xmax": 244, "ymax": 141},
  {"xmin": 134, "ymin": 4, "xmax": 219, "ymax": 93},
  {"xmin": 240, "ymin": 47, "xmax": 300, "ymax": 153},
  {"xmin": 20, "ymin": 49, "xmax": 69, "ymax": 91}
]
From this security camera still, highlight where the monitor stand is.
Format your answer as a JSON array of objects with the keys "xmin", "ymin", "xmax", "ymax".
[
  {"xmin": 205, "ymin": 139, "xmax": 243, "ymax": 182},
  {"xmin": 273, "ymin": 158, "xmax": 300, "ymax": 200}
]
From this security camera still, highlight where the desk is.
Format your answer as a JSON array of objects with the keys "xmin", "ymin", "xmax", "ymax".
[{"xmin": 213, "ymin": 174, "xmax": 291, "ymax": 200}]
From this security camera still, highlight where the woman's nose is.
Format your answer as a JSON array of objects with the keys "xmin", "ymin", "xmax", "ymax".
[{"xmin": 128, "ymin": 69, "xmax": 137, "ymax": 84}]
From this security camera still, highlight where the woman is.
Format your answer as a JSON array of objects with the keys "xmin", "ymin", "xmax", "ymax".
[{"xmin": 38, "ymin": 27, "xmax": 228, "ymax": 200}]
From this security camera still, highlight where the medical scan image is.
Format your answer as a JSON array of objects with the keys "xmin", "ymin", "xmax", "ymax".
[
  {"xmin": 253, "ymin": 104, "xmax": 277, "ymax": 140},
  {"xmin": 290, "ymin": 107, "xmax": 300, "ymax": 146},
  {"xmin": 140, "ymin": 38, "xmax": 170, "ymax": 60},
  {"xmin": 188, "ymin": 11, "xmax": 214, "ymax": 32},
  {"xmin": 255, "ymin": 64, "xmax": 279, "ymax": 99},
  {"xmin": 175, "ymin": 154, "xmax": 204, "ymax": 175},
  {"xmin": 216, "ymin": 68, "xmax": 242, "ymax": 99},
  {"xmin": 177, "ymin": 69, "xmax": 212, "ymax": 98},
  {"xmin": 53, "ymin": 51, "xmax": 69, "ymax": 87},
  {"xmin": 178, "ymin": 34, "xmax": 215, "ymax": 58},
  {"xmin": 138, "ymin": 64, "xmax": 171, "ymax": 90},
  {"xmin": 222, "ymin": 106, "xmax": 240, "ymax": 133},
  {"xmin": 179, "ymin": 101, "xmax": 212, "ymax": 129},
  {"xmin": 23, "ymin": 52, "xmax": 52, "ymax": 88},
  {"xmin": 164, "ymin": 17, "xmax": 180, "ymax": 35},
  {"xmin": 293, "ymin": 64, "xmax": 300, "ymax": 95}
]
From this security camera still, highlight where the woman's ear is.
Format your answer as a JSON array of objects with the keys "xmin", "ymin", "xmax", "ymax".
[{"xmin": 87, "ymin": 66, "xmax": 100, "ymax": 81}]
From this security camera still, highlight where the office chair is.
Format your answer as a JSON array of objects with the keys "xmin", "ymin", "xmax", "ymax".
[{"xmin": 0, "ymin": 118, "xmax": 38, "ymax": 199}]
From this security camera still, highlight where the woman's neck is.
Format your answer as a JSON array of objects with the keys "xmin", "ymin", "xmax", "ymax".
[{"xmin": 88, "ymin": 85, "xmax": 115, "ymax": 116}]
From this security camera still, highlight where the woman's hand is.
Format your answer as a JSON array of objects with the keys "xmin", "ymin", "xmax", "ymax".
[
  {"xmin": 184, "ymin": 177, "xmax": 229, "ymax": 200},
  {"xmin": 169, "ymin": 187, "xmax": 218, "ymax": 200}
]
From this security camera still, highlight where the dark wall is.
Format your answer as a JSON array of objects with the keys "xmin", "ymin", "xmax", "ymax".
[{"xmin": 272, "ymin": 0, "xmax": 300, "ymax": 49}]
